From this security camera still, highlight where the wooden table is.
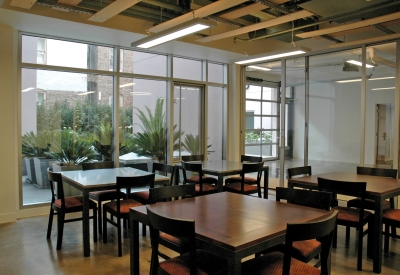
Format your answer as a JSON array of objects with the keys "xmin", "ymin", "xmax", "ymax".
[
  {"xmin": 176, "ymin": 160, "xmax": 270, "ymax": 198},
  {"xmin": 61, "ymin": 167, "xmax": 169, "ymax": 257},
  {"xmin": 129, "ymin": 192, "xmax": 330, "ymax": 275},
  {"xmin": 288, "ymin": 172, "xmax": 400, "ymax": 274}
]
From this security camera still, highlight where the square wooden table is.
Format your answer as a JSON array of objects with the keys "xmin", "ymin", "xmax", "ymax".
[
  {"xmin": 129, "ymin": 192, "xmax": 330, "ymax": 275},
  {"xmin": 176, "ymin": 160, "xmax": 270, "ymax": 198},
  {"xmin": 288, "ymin": 172, "xmax": 400, "ymax": 274},
  {"xmin": 61, "ymin": 167, "xmax": 169, "ymax": 257}
]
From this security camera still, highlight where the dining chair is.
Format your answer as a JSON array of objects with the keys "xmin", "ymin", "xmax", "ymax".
[
  {"xmin": 46, "ymin": 168, "xmax": 97, "ymax": 250},
  {"xmin": 270, "ymin": 187, "xmax": 332, "ymax": 267},
  {"xmin": 242, "ymin": 210, "xmax": 338, "ymax": 275},
  {"xmin": 383, "ymin": 208, "xmax": 400, "ymax": 252},
  {"xmin": 181, "ymin": 161, "xmax": 218, "ymax": 196},
  {"xmin": 84, "ymin": 161, "xmax": 125, "ymax": 235},
  {"xmin": 128, "ymin": 163, "xmax": 175, "ymax": 236},
  {"xmin": 223, "ymin": 162, "xmax": 264, "ymax": 198},
  {"xmin": 123, "ymin": 162, "xmax": 149, "ymax": 171},
  {"xmin": 182, "ymin": 155, "xmax": 204, "ymax": 162},
  {"xmin": 225, "ymin": 155, "xmax": 263, "ymax": 185},
  {"xmin": 102, "ymin": 174, "xmax": 155, "ymax": 257},
  {"xmin": 318, "ymin": 177, "xmax": 372, "ymax": 271},
  {"xmin": 287, "ymin": 166, "xmax": 312, "ymax": 178},
  {"xmin": 148, "ymin": 184, "xmax": 196, "ymax": 260},
  {"xmin": 146, "ymin": 204, "xmax": 228, "ymax": 275}
]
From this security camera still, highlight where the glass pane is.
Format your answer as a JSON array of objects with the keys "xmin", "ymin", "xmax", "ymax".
[
  {"xmin": 262, "ymin": 88, "xmax": 272, "ymax": 100},
  {"xmin": 246, "ymin": 85, "xmax": 261, "ymax": 99},
  {"xmin": 208, "ymin": 63, "xmax": 225, "ymax": 84},
  {"xmin": 246, "ymin": 100, "xmax": 261, "ymax": 115},
  {"xmin": 119, "ymin": 78, "xmax": 167, "ymax": 165},
  {"xmin": 22, "ymin": 35, "xmax": 114, "ymax": 70},
  {"xmin": 120, "ymin": 49, "xmax": 167, "ymax": 77},
  {"xmin": 173, "ymin": 57, "xmax": 202, "ymax": 81},
  {"xmin": 261, "ymin": 117, "xmax": 278, "ymax": 129},
  {"xmin": 208, "ymin": 86, "xmax": 224, "ymax": 161},
  {"xmin": 21, "ymin": 68, "xmax": 113, "ymax": 205},
  {"xmin": 262, "ymin": 102, "xmax": 278, "ymax": 115}
]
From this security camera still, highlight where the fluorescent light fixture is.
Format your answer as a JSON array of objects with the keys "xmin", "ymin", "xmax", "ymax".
[
  {"xmin": 372, "ymin": 87, "xmax": 395, "ymax": 90},
  {"xmin": 120, "ymin": 83, "xmax": 135, "ymax": 88},
  {"xmin": 233, "ymin": 47, "xmax": 310, "ymax": 65},
  {"xmin": 22, "ymin": 87, "xmax": 35, "ymax": 92},
  {"xmin": 78, "ymin": 91, "xmax": 95, "ymax": 95},
  {"xmin": 336, "ymin": 76, "xmax": 395, "ymax": 83},
  {"xmin": 248, "ymin": 65, "xmax": 271, "ymax": 71},
  {"xmin": 346, "ymin": 60, "xmax": 375, "ymax": 68},
  {"xmin": 131, "ymin": 18, "xmax": 217, "ymax": 49}
]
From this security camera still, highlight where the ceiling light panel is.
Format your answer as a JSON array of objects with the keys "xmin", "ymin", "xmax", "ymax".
[
  {"xmin": 346, "ymin": 60, "xmax": 375, "ymax": 68},
  {"xmin": 233, "ymin": 47, "xmax": 310, "ymax": 65}
]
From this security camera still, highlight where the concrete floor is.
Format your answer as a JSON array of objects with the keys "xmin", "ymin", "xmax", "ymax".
[{"xmin": 1, "ymin": 192, "xmax": 400, "ymax": 275}]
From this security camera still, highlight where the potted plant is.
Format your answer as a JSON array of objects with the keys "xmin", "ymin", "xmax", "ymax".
[{"xmin": 182, "ymin": 133, "xmax": 212, "ymax": 155}]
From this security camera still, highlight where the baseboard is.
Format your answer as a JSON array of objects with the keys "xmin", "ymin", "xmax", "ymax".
[
  {"xmin": 16, "ymin": 206, "xmax": 49, "ymax": 219},
  {"xmin": 0, "ymin": 212, "xmax": 17, "ymax": 224}
]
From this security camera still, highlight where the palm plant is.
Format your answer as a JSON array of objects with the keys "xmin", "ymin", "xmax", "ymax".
[
  {"xmin": 22, "ymin": 130, "xmax": 54, "ymax": 157},
  {"xmin": 182, "ymin": 133, "xmax": 212, "ymax": 155},
  {"xmin": 132, "ymin": 98, "xmax": 182, "ymax": 162}
]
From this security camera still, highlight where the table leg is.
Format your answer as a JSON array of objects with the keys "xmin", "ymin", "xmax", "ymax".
[
  {"xmin": 218, "ymin": 175, "xmax": 224, "ymax": 192},
  {"xmin": 373, "ymin": 198, "xmax": 383, "ymax": 274},
  {"xmin": 227, "ymin": 256, "xmax": 242, "ymax": 275},
  {"xmin": 129, "ymin": 216, "xmax": 140, "ymax": 275},
  {"xmin": 263, "ymin": 168, "xmax": 269, "ymax": 199},
  {"xmin": 82, "ymin": 190, "xmax": 90, "ymax": 257}
]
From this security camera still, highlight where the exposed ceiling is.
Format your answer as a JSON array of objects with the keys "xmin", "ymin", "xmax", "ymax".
[{"xmin": 4, "ymin": 0, "xmax": 400, "ymax": 54}]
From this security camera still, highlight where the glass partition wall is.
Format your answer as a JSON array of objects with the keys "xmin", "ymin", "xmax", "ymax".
[{"xmin": 245, "ymin": 41, "xmax": 399, "ymax": 183}]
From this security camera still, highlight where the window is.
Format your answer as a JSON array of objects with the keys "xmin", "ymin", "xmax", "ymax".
[
  {"xmin": 37, "ymin": 38, "xmax": 46, "ymax": 64},
  {"xmin": 173, "ymin": 57, "xmax": 202, "ymax": 81}
]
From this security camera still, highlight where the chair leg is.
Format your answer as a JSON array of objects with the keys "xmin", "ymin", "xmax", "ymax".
[
  {"xmin": 357, "ymin": 226, "xmax": 363, "ymax": 271},
  {"xmin": 142, "ymin": 223, "xmax": 146, "ymax": 236},
  {"xmin": 384, "ymin": 223, "xmax": 390, "ymax": 252},
  {"xmin": 117, "ymin": 216, "xmax": 122, "ymax": 257},
  {"xmin": 47, "ymin": 208, "xmax": 54, "ymax": 239},
  {"xmin": 333, "ymin": 225, "xmax": 337, "ymax": 248},
  {"xmin": 391, "ymin": 226, "xmax": 397, "ymax": 237},
  {"xmin": 97, "ymin": 200, "xmax": 102, "ymax": 235},
  {"xmin": 93, "ymin": 207, "xmax": 97, "ymax": 243},
  {"xmin": 56, "ymin": 212, "xmax": 65, "ymax": 250},
  {"xmin": 103, "ymin": 210, "xmax": 108, "ymax": 244}
]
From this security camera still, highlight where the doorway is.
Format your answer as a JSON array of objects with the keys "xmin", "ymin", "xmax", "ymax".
[{"xmin": 375, "ymin": 103, "xmax": 394, "ymax": 166}]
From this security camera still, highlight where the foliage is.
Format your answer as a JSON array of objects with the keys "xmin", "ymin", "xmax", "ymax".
[
  {"xmin": 182, "ymin": 133, "xmax": 212, "ymax": 155},
  {"xmin": 22, "ymin": 130, "xmax": 54, "ymax": 158},
  {"xmin": 45, "ymin": 129, "xmax": 96, "ymax": 165},
  {"xmin": 245, "ymin": 131, "xmax": 272, "ymax": 143},
  {"xmin": 130, "ymin": 98, "xmax": 182, "ymax": 161}
]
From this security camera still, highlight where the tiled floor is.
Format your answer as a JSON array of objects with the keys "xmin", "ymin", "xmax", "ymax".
[{"xmin": 1, "ymin": 193, "xmax": 400, "ymax": 275}]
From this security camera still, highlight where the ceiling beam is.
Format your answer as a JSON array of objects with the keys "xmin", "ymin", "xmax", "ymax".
[
  {"xmin": 57, "ymin": 0, "xmax": 82, "ymax": 6},
  {"xmin": 10, "ymin": 0, "xmax": 37, "ymax": 9},
  {"xmin": 149, "ymin": 0, "xmax": 248, "ymax": 33},
  {"xmin": 197, "ymin": 10, "xmax": 314, "ymax": 43},
  {"xmin": 88, "ymin": 0, "xmax": 142, "ymax": 23},
  {"xmin": 296, "ymin": 11, "xmax": 400, "ymax": 39},
  {"xmin": 219, "ymin": 3, "xmax": 267, "ymax": 20},
  {"xmin": 328, "ymin": 33, "xmax": 400, "ymax": 48}
]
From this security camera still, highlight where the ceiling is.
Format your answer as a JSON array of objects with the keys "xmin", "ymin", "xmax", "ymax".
[{"xmin": 4, "ymin": 0, "xmax": 400, "ymax": 53}]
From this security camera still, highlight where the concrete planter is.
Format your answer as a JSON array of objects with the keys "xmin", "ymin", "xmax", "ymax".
[
  {"xmin": 33, "ymin": 157, "xmax": 55, "ymax": 189},
  {"xmin": 52, "ymin": 162, "xmax": 83, "ymax": 196},
  {"xmin": 24, "ymin": 157, "xmax": 36, "ymax": 184}
]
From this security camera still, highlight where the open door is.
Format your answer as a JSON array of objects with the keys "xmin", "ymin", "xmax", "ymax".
[{"xmin": 375, "ymin": 104, "xmax": 394, "ymax": 166}]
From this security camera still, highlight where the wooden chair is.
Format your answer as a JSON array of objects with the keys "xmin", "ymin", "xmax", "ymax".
[
  {"xmin": 287, "ymin": 166, "xmax": 312, "ymax": 178},
  {"xmin": 225, "ymin": 155, "xmax": 263, "ymax": 185},
  {"xmin": 149, "ymin": 184, "xmax": 196, "ymax": 260},
  {"xmin": 102, "ymin": 174, "xmax": 155, "ymax": 256},
  {"xmin": 182, "ymin": 155, "xmax": 204, "ymax": 162},
  {"xmin": 46, "ymin": 168, "xmax": 97, "ymax": 250},
  {"xmin": 84, "ymin": 161, "xmax": 125, "ymax": 235},
  {"xmin": 273, "ymin": 187, "xmax": 332, "ymax": 267},
  {"xmin": 129, "ymin": 163, "xmax": 176, "ymax": 236},
  {"xmin": 123, "ymin": 162, "xmax": 149, "ymax": 171},
  {"xmin": 223, "ymin": 162, "xmax": 264, "ymax": 197},
  {"xmin": 181, "ymin": 161, "xmax": 218, "ymax": 196},
  {"xmin": 242, "ymin": 210, "xmax": 338, "ymax": 275},
  {"xmin": 383, "ymin": 208, "xmax": 400, "ymax": 252},
  {"xmin": 318, "ymin": 177, "xmax": 372, "ymax": 271},
  {"xmin": 146, "ymin": 204, "xmax": 228, "ymax": 275}
]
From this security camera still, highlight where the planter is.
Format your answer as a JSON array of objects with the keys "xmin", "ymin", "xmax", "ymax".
[
  {"xmin": 24, "ymin": 157, "xmax": 36, "ymax": 184},
  {"xmin": 33, "ymin": 157, "xmax": 55, "ymax": 189},
  {"xmin": 52, "ymin": 162, "xmax": 83, "ymax": 196}
]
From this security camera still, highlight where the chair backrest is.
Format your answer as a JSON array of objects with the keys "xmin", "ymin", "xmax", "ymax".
[
  {"xmin": 182, "ymin": 155, "xmax": 204, "ymax": 162},
  {"xmin": 47, "ymin": 167, "xmax": 65, "ymax": 208},
  {"xmin": 283, "ymin": 210, "xmax": 338, "ymax": 275},
  {"xmin": 287, "ymin": 166, "xmax": 312, "ymax": 179},
  {"xmin": 276, "ymin": 187, "xmax": 331, "ymax": 210},
  {"xmin": 152, "ymin": 162, "xmax": 175, "ymax": 187},
  {"xmin": 181, "ymin": 161, "xmax": 203, "ymax": 182},
  {"xmin": 237, "ymin": 162, "xmax": 264, "ymax": 193},
  {"xmin": 357, "ymin": 166, "xmax": 397, "ymax": 178},
  {"xmin": 82, "ymin": 161, "xmax": 114, "ymax": 170},
  {"xmin": 241, "ymin": 155, "xmax": 262, "ymax": 162},
  {"xmin": 149, "ymin": 184, "xmax": 196, "ymax": 204},
  {"xmin": 147, "ymin": 205, "xmax": 197, "ymax": 274},
  {"xmin": 124, "ymin": 162, "xmax": 149, "ymax": 172}
]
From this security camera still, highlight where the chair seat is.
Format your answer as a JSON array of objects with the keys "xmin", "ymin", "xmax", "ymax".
[
  {"xmin": 333, "ymin": 206, "xmax": 372, "ymax": 224},
  {"xmin": 223, "ymin": 182, "xmax": 258, "ymax": 193},
  {"xmin": 53, "ymin": 196, "xmax": 96, "ymax": 211},
  {"xmin": 187, "ymin": 176, "xmax": 218, "ymax": 184},
  {"xmin": 89, "ymin": 189, "xmax": 125, "ymax": 201},
  {"xmin": 281, "ymin": 240, "xmax": 321, "ymax": 260},
  {"xmin": 242, "ymin": 251, "xmax": 321, "ymax": 275},
  {"xmin": 103, "ymin": 199, "xmax": 142, "ymax": 215},
  {"xmin": 383, "ymin": 209, "xmax": 400, "ymax": 224},
  {"xmin": 194, "ymin": 183, "xmax": 219, "ymax": 194},
  {"xmin": 128, "ymin": 190, "xmax": 150, "ymax": 205},
  {"xmin": 347, "ymin": 197, "xmax": 391, "ymax": 210},
  {"xmin": 159, "ymin": 249, "xmax": 227, "ymax": 275},
  {"xmin": 225, "ymin": 176, "xmax": 257, "ymax": 185}
]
